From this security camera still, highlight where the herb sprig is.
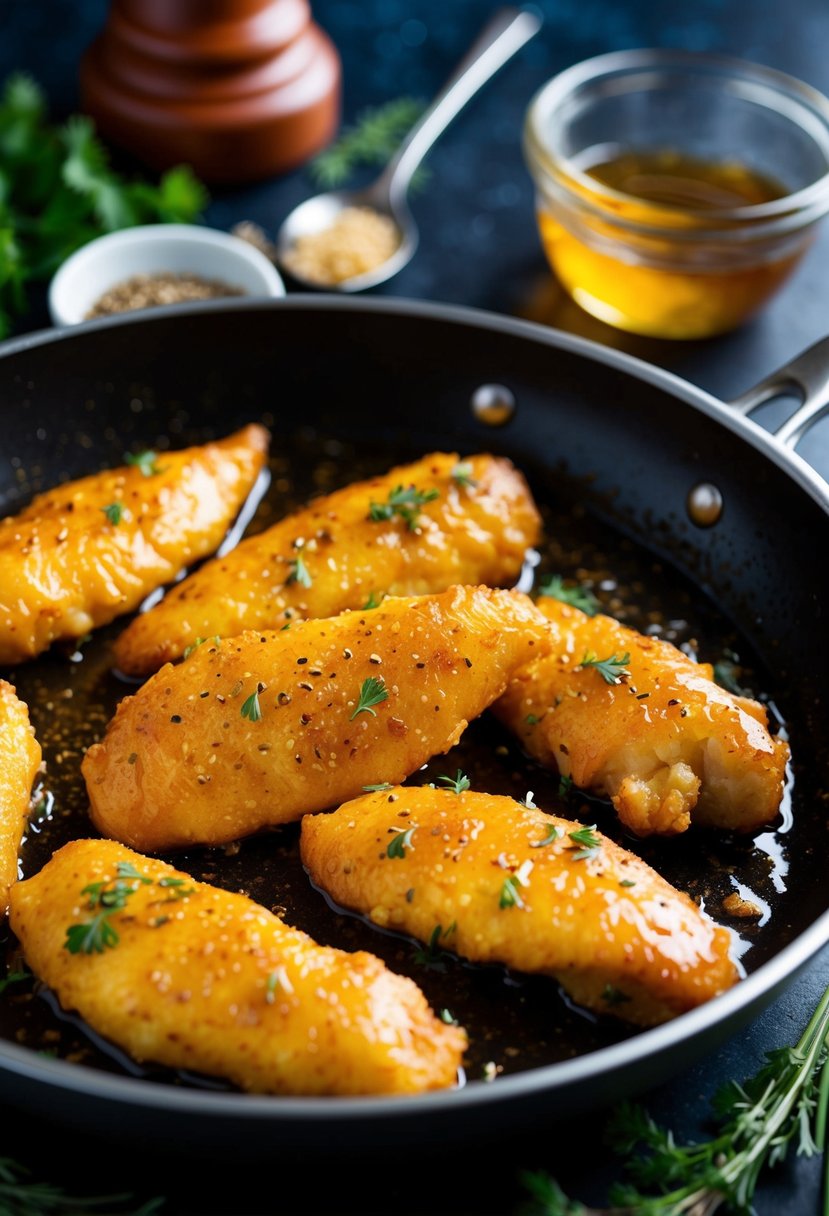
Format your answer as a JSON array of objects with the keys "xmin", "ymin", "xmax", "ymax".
[
  {"xmin": 537, "ymin": 574, "xmax": 600, "ymax": 616},
  {"xmin": 0, "ymin": 73, "xmax": 207, "ymax": 337},
  {"xmin": 368, "ymin": 484, "xmax": 439, "ymax": 531},
  {"xmin": 0, "ymin": 1156, "xmax": 163, "ymax": 1215},
  {"xmin": 519, "ymin": 980, "xmax": 829, "ymax": 1215},
  {"xmin": 350, "ymin": 676, "xmax": 388, "ymax": 719},
  {"xmin": 579, "ymin": 651, "xmax": 631, "ymax": 685},
  {"xmin": 309, "ymin": 97, "xmax": 426, "ymax": 188}
]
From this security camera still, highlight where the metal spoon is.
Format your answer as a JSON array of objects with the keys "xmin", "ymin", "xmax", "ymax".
[{"xmin": 274, "ymin": 6, "xmax": 542, "ymax": 292}]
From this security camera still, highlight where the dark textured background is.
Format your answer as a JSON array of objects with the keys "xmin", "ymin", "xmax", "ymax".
[{"xmin": 2, "ymin": 1, "xmax": 829, "ymax": 1212}]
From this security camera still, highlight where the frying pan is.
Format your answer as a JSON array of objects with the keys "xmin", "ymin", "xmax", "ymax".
[{"xmin": 0, "ymin": 295, "xmax": 828, "ymax": 1157}]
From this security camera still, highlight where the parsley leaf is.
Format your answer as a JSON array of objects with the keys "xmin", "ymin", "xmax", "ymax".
[
  {"xmin": 124, "ymin": 449, "xmax": 162, "ymax": 478},
  {"xmin": 362, "ymin": 782, "xmax": 394, "ymax": 792},
  {"xmin": 387, "ymin": 827, "xmax": 415, "ymax": 859},
  {"xmin": 287, "ymin": 552, "xmax": 312, "ymax": 588},
  {"xmin": 100, "ymin": 502, "xmax": 124, "ymax": 525},
  {"xmin": 451, "ymin": 461, "xmax": 477, "ymax": 488},
  {"xmin": 240, "ymin": 690, "xmax": 262, "ymax": 722},
  {"xmin": 367, "ymin": 484, "xmax": 439, "ymax": 530},
  {"xmin": 579, "ymin": 650, "xmax": 631, "ymax": 685},
  {"xmin": 0, "ymin": 73, "xmax": 207, "ymax": 338},
  {"xmin": 537, "ymin": 574, "xmax": 600, "ymax": 616},
  {"xmin": 350, "ymin": 676, "xmax": 388, "ymax": 719}
]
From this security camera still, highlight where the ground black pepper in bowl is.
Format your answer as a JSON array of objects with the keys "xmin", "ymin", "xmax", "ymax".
[{"xmin": 85, "ymin": 272, "xmax": 246, "ymax": 319}]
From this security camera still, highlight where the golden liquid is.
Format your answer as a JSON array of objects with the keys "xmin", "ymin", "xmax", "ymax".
[{"xmin": 537, "ymin": 150, "xmax": 807, "ymax": 339}]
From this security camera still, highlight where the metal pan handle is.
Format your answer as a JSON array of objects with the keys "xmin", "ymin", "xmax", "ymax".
[{"xmin": 728, "ymin": 335, "xmax": 829, "ymax": 449}]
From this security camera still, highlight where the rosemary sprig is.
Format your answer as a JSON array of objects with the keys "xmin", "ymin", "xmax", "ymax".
[
  {"xmin": 310, "ymin": 97, "xmax": 426, "ymax": 188},
  {"xmin": 519, "ymin": 980, "xmax": 829, "ymax": 1215},
  {"xmin": 579, "ymin": 651, "xmax": 631, "ymax": 686}
]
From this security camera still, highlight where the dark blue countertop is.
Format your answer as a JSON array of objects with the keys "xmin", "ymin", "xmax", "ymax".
[{"xmin": 2, "ymin": 2, "xmax": 829, "ymax": 1213}]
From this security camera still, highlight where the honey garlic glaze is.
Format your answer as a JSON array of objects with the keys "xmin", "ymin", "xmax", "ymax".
[{"xmin": 0, "ymin": 430, "xmax": 803, "ymax": 1092}]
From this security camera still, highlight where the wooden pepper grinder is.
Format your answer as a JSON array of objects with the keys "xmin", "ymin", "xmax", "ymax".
[{"xmin": 79, "ymin": 0, "xmax": 342, "ymax": 185}]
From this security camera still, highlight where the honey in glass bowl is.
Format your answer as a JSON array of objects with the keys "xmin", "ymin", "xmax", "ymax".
[{"xmin": 524, "ymin": 51, "xmax": 829, "ymax": 340}]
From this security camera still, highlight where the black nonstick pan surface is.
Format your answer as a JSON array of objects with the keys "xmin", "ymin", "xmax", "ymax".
[{"xmin": 0, "ymin": 295, "xmax": 827, "ymax": 1153}]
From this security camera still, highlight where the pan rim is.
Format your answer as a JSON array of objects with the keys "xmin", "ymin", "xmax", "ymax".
[{"xmin": 1, "ymin": 292, "xmax": 827, "ymax": 1124}]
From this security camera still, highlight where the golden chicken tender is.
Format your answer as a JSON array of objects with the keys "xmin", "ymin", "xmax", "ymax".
[
  {"xmin": 300, "ymin": 786, "xmax": 741, "ymax": 1027},
  {"xmin": 9, "ymin": 839, "xmax": 466, "ymax": 1095},
  {"xmin": 493, "ymin": 597, "xmax": 790, "ymax": 837},
  {"xmin": 113, "ymin": 451, "xmax": 541, "ymax": 676},
  {"xmin": 83, "ymin": 585, "xmax": 551, "ymax": 851},
  {"xmin": 0, "ymin": 424, "xmax": 269, "ymax": 665},
  {"xmin": 0, "ymin": 681, "xmax": 42, "ymax": 914}
]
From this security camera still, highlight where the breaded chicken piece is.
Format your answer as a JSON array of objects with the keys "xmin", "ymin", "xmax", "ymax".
[
  {"xmin": 113, "ymin": 451, "xmax": 541, "ymax": 676},
  {"xmin": 0, "ymin": 681, "xmax": 42, "ymax": 914},
  {"xmin": 300, "ymin": 786, "xmax": 740, "ymax": 1027},
  {"xmin": 83, "ymin": 585, "xmax": 551, "ymax": 851},
  {"xmin": 493, "ymin": 597, "xmax": 790, "ymax": 837},
  {"xmin": 0, "ymin": 425, "xmax": 269, "ymax": 665},
  {"xmin": 9, "ymin": 839, "xmax": 466, "ymax": 1095}
]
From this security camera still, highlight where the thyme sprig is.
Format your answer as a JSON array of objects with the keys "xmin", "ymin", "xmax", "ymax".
[
  {"xmin": 579, "ymin": 651, "xmax": 631, "ymax": 686},
  {"xmin": 309, "ymin": 97, "xmax": 426, "ymax": 188},
  {"xmin": 519, "ymin": 980, "xmax": 829, "ymax": 1215},
  {"xmin": 0, "ymin": 1156, "xmax": 164, "ymax": 1215},
  {"xmin": 368, "ymin": 484, "xmax": 439, "ymax": 530}
]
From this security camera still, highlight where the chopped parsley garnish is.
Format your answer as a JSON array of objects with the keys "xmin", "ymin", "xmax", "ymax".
[
  {"xmin": 183, "ymin": 635, "xmax": 219, "ymax": 660},
  {"xmin": 363, "ymin": 782, "xmax": 394, "ymax": 792},
  {"xmin": 620, "ymin": 878, "xmax": 637, "ymax": 888},
  {"xmin": 568, "ymin": 824, "xmax": 602, "ymax": 860},
  {"xmin": 158, "ymin": 876, "xmax": 194, "ymax": 900},
  {"xmin": 387, "ymin": 827, "xmax": 415, "ymax": 859},
  {"xmin": 437, "ymin": 770, "xmax": 470, "ymax": 795},
  {"xmin": 0, "ymin": 966, "xmax": 30, "ymax": 997},
  {"xmin": 530, "ymin": 821, "xmax": 562, "ymax": 848},
  {"xmin": 713, "ymin": 648, "xmax": 752, "ymax": 696},
  {"xmin": 579, "ymin": 650, "xmax": 631, "ymax": 685},
  {"xmin": 451, "ymin": 461, "xmax": 477, "ymax": 488},
  {"xmin": 287, "ymin": 552, "xmax": 312, "ymax": 588},
  {"xmin": 499, "ymin": 876, "xmax": 524, "ymax": 910},
  {"xmin": 536, "ymin": 573, "xmax": 600, "ymax": 615},
  {"xmin": 64, "ymin": 866, "xmax": 150, "ymax": 955},
  {"xmin": 100, "ymin": 502, "xmax": 124, "ymax": 525},
  {"xmin": 363, "ymin": 591, "xmax": 384, "ymax": 609},
  {"xmin": 602, "ymin": 984, "xmax": 632, "ymax": 1007},
  {"xmin": 240, "ymin": 689, "xmax": 262, "ymax": 721},
  {"xmin": 413, "ymin": 923, "xmax": 455, "ymax": 971},
  {"xmin": 124, "ymin": 449, "xmax": 162, "ymax": 477},
  {"xmin": 265, "ymin": 970, "xmax": 280, "ymax": 1004},
  {"xmin": 525, "ymin": 713, "xmax": 542, "ymax": 726},
  {"xmin": 350, "ymin": 676, "xmax": 388, "ymax": 719},
  {"xmin": 367, "ymin": 484, "xmax": 439, "ymax": 530},
  {"xmin": 500, "ymin": 859, "xmax": 533, "ymax": 908}
]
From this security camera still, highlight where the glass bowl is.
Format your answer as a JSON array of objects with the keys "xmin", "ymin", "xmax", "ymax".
[{"xmin": 523, "ymin": 49, "xmax": 829, "ymax": 339}]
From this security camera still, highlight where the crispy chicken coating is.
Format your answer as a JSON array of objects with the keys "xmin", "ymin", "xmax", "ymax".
[
  {"xmin": 112, "ymin": 451, "xmax": 541, "ymax": 676},
  {"xmin": 493, "ymin": 597, "xmax": 790, "ymax": 836},
  {"xmin": 83, "ymin": 585, "xmax": 551, "ymax": 851},
  {"xmin": 0, "ymin": 425, "xmax": 269, "ymax": 665},
  {"xmin": 0, "ymin": 681, "xmax": 41, "ymax": 914},
  {"xmin": 9, "ymin": 839, "xmax": 466, "ymax": 1095},
  {"xmin": 300, "ymin": 786, "xmax": 740, "ymax": 1027}
]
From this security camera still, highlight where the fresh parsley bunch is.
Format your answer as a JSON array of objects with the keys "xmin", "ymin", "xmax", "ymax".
[{"xmin": 0, "ymin": 73, "xmax": 208, "ymax": 337}]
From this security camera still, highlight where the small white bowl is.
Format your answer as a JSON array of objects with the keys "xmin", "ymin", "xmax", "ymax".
[{"xmin": 48, "ymin": 223, "xmax": 285, "ymax": 326}]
